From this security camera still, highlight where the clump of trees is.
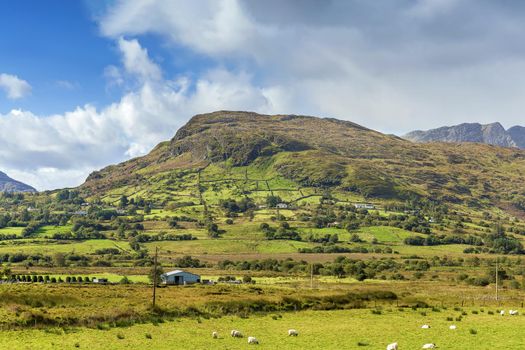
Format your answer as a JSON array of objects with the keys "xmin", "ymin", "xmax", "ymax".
[{"xmin": 260, "ymin": 222, "xmax": 301, "ymax": 240}]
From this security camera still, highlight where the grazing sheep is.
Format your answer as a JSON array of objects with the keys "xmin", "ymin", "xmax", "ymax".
[
  {"xmin": 509, "ymin": 310, "xmax": 519, "ymax": 315},
  {"xmin": 422, "ymin": 343, "xmax": 437, "ymax": 349},
  {"xmin": 500, "ymin": 310, "xmax": 505, "ymax": 316},
  {"xmin": 449, "ymin": 325, "xmax": 457, "ymax": 330},
  {"xmin": 421, "ymin": 324, "xmax": 431, "ymax": 329},
  {"xmin": 212, "ymin": 331, "xmax": 219, "ymax": 339},
  {"xmin": 386, "ymin": 342, "xmax": 398, "ymax": 350},
  {"xmin": 231, "ymin": 330, "xmax": 243, "ymax": 338},
  {"xmin": 288, "ymin": 329, "xmax": 299, "ymax": 337},
  {"xmin": 248, "ymin": 336, "xmax": 259, "ymax": 344}
]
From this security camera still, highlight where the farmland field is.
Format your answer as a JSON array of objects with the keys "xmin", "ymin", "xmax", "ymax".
[{"xmin": 0, "ymin": 309, "xmax": 522, "ymax": 349}]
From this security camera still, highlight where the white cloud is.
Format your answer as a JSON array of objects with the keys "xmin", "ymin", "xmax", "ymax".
[
  {"xmin": 0, "ymin": 73, "xmax": 31, "ymax": 99},
  {"xmin": 117, "ymin": 37, "xmax": 162, "ymax": 81},
  {"xmin": 56, "ymin": 80, "xmax": 79, "ymax": 90},
  {"xmin": 0, "ymin": 39, "xmax": 274, "ymax": 190},
  {"xmin": 95, "ymin": 0, "xmax": 525, "ymax": 135}
]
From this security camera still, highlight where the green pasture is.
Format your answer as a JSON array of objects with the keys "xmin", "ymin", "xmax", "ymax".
[
  {"xmin": 357, "ymin": 226, "xmax": 423, "ymax": 243},
  {"xmin": 34, "ymin": 225, "xmax": 73, "ymax": 238},
  {"xmin": 0, "ymin": 308, "xmax": 522, "ymax": 349},
  {"xmin": 0, "ymin": 239, "xmax": 124, "ymax": 255},
  {"xmin": 0, "ymin": 227, "xmax": 24, "ymax": 236},
  {"xmin": 146, "ymin": 238, "xmax": 314, "ymax": 255}
]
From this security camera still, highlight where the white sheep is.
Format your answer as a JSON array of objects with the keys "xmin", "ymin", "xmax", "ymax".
[
  {"xmin": 212, "ymin": 331, "xmax": 219, "ymax": 339},
  {"xmin": 500, "ymin": 310, "xmax": 505, "ymax": 316},
  {"xmin": 509, "ymin": 310, "xmax": 519, "ymax": 315},
  {"xmin": 288, "ymin": 329, "xmax": 299, "ymax": 337},
  {"xmin": 248, "ymin": 336, "xmax": 259, "ymax": 344},
  {"xmin": 421, "ymin": 324, "xmax": 431, "ymax": 329},
  {"xmin": 422, "ymin": 343, "xmax": 437, "ymax": 349},
  {"xmin": 449, "ymin": 325, "xmax": 457, "ymax": 330},
  {"xmin": 386, "ymin": 342, "xmax": 398, "ymax": 350},
  {"xmin": 231, "ymin": 330, "xmax": 243, "ymax": 338}
]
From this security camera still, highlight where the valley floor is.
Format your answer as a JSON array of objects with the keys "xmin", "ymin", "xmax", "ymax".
[{"xmin": 1, "ymin": 308, "xmax": 523, "ymax": 349}]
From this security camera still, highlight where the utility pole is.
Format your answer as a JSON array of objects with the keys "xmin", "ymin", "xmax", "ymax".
[
  {"xmin": 310, "ymin": 263, "xmax": 314, "ymax": 289},
  {"xmin": 495, "ymin": 259, "xmax": 499, "ymax": 302},
  {"xmin": 152, "ymin": 246, "xmax": 159, "ymax": 308}
]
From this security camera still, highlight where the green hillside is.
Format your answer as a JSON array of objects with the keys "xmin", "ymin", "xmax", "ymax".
[{"xmin": 81, "ymin": 111, "xmax": 525, "ymax": 213}]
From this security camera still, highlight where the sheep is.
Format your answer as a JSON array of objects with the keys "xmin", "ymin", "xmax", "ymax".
[
  {"xmin": 500, "ymin": 310, "xmax": 505, "ymax": 316},
  {"xmin": 248, "ymin": 336, "xmax": 259, "ymax": 344},
  {"xmin": 212, "ymin": 331, "xmax": 219, "ymax": 339},
  {"xmin": 509, "ymin": 310, "xmax": 519, "ymax": 315},
  {"xmin": 449, "ymin": 325, "xmax": 457, "ymax": 330},
  {"xmin": 386, "ymin": 342, "xmax": 398, "ymax": 350},
  {"xmin": 231, "ymin": 330, "xmax": 243, "ymax": 338},
  {"xmin": 422, "ymin": 343, "xmax": 437, "ymax": 349},
  {"xmin": 288, "ymin": 329, "xmax": 299, "ymax": 337},
  {"xmin": 421, "ymin": 324, "xmax": 431, "ymax": 329}
]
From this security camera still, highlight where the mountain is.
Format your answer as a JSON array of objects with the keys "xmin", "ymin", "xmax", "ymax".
[
  {"xmin": 80, "ymin": 111, "xmax": 525, "ymax": 213},
  {"xmin": 403, "ymin": 122, "xmax": 525, "ymax": 149},
  {"xmin": 0, "ymin": 172, "xmax": 36, "ymax": 193},
  {"xmin": 508, "ymin": 125, "xmax": 525, "ymax": 148}
]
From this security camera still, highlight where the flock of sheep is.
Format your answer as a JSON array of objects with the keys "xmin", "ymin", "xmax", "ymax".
[
  {"xmin": 210, "ymin": 309, "xmax": 519, "ymax": 347},
  {"xmin": 211, "ymin": 328, "xmax": 298, "ymax": 345},
  {"xmin": 387, "ymin": 310, "xmax": 520, "ymax": 350}
]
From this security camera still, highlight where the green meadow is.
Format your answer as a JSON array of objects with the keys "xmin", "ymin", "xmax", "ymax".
[{"xmin": 0, "ymin": 309, "xmax": 521, "ymax": 349}]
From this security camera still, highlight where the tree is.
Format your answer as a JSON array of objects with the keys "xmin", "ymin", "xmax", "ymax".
[
  {"xmin": 53, "ymin": 252, "xmax": 66, "ymax": 267},
  {"xmin": 266, "ymin": 195, "xmax": 282, "ymax": 208},
  {"xmin": 120, "ymin": 276, "xmax": 131, "ymax": 284},
  {"xmin": 1, "ymin": 266, "xmax": 11, "ymax": 280},
  {"xmin": 148, "ymin": 265, "xmax": 164, "ymax": 285},
  {"xmin": 119, "ymin": 195, "xmax": 129, "ymax": 208},
  {"xmin": 207, "ymin": 222, "xmax": 221, "ymax": 238}
]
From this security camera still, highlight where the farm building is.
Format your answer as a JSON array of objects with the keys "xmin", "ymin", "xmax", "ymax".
[
  {"xmin": 354, "ymin": 203, "xmax": 375, "ymax": 209},
  {"xmin": 92, "ymin": 278, "xmax": 108, "ymax": 284},
  {"xmin": 161, "ymin": 270, "xmax": 201, "ymax": 285}
]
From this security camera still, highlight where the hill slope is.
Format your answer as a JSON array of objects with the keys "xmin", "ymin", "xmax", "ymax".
[
  {"xmin": 403, "ymin": 122, "xmax": 525, "ymax": 149},
  {"xmin": 80, "ymin": 111, "xmax": 525, "ymax": 213},
  {"xmin": 0, "ymin": 171, "xmax": 36, "ymax": 192}
]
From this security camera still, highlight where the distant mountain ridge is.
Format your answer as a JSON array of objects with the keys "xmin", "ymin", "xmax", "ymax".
[
  {"xmin": 404, "ymin": 122, "xmax": 525, "ymax": 149},
  {"xmin": 0, "ymin": 172, "xmax": 36, "ymax": 193}
]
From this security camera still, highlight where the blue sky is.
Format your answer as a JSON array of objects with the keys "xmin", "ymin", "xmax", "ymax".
[
  {"xmin": 2, "ymin": 0, "xmax": 525, "ymax": 190},
  {"xmin": 0, "ymin": 1, "xmax": 116, "ymax": 113}
]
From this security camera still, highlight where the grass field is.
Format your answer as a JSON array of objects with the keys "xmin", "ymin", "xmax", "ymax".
[
  {"xmin": 0, "ymin": 227, "xmax": 24, "ymax": 236},
  {"xmin": 0, "ymin": 308, "xmax": 522, "ymax": 349}
]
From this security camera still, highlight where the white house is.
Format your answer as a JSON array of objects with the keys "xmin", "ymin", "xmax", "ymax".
[
  {"xmin": 354, "ymin": 203, "xmax": 375, "ymax": 209},
  {"xmin": 276, "ymin": 203, "xmax": 288, "ymax": 209},
  {"xmin": 160, "ymin": 270, "xmax": 201, "ymax": 285},
  {"xmin": 92, "ymin": 278, "xmax": 108, "ymax": 284}
]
